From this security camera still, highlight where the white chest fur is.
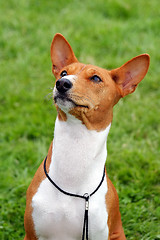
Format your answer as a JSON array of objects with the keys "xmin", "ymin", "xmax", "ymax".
[{"xmin": 32, "ymin": 117, "xmax": 111, "ymax": 240}]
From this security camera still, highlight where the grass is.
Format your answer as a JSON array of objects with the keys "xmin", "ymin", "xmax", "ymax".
[{"xmin": 0, "ymin": 0, "xmax": 160, "ymax": 239}]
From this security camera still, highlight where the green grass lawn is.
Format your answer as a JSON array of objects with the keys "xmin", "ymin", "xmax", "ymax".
[{"xmin": 0, "ymin": 0, "xmax": 160, "ymax": 239}]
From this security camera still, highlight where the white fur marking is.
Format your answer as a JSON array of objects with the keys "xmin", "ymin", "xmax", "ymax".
[
  {"xmin": 32, "ymin": 118, "xmax": 111, "ymax": 240},
  {"xmin": 53, "ymin": 75, "xmax": 77, "ymax": 113}
]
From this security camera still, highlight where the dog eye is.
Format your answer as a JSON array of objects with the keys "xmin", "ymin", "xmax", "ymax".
[
  {"xmin": 60, "ymin": 70, "xmax": 67, "ymax": 77},
  {"xmin": 90, "ymin": 75, "xmax": 102, "ymax": 83}
]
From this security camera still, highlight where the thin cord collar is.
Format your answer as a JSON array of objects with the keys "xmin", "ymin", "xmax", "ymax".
[{"xmin": 44, "ymin": 155, "xmax": 106, "ymax": 240}]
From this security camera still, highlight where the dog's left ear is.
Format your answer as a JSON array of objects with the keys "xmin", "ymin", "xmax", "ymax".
[
  {"xmin": 51, "ymin": 33, "xmax": 78, "ymax": 77},
  {"xmin": 110, "ymin": 54, "xmax": 150, "ymax": 97}
]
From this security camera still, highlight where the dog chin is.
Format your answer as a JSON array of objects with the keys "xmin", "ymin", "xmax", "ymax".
[{"xmin": 55, "ymin": 97, "xmax": 76, "ymax": 113}]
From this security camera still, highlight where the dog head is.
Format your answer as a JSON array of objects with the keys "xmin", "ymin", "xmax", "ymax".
[{"xmin": 51, "ymin": 33, "xmax": 150, "ymax": 131}]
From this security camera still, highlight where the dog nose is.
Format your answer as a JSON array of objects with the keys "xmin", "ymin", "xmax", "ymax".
[{"xmin": 56, "ymin": 78, "xmax": 73, "ymax": 93}]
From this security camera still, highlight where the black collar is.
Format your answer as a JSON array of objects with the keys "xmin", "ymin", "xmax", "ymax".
[{"xmin": 44, "ymin": 155, "xmax": 106, "ymax": 240}]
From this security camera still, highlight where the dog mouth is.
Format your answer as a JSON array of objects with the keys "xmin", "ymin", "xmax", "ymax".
[{"xmin": 54, "ymin": 94, "xmax": 89, "ymax": 109}]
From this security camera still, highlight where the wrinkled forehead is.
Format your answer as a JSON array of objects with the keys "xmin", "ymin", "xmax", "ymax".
[{"xmin": 64, "ymin": 62, "xmax": 110, "ymax": 78}]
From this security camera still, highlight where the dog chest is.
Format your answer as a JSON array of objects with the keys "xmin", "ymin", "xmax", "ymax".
[{"xmin": 32, "ymin": 178, "xmax": 109, "ymax": 240}]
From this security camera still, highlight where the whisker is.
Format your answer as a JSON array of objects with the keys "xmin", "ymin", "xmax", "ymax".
[
  {"xmin": 48, "ymin": 96, "xmax": 53, "ymax": 101},
  {"xmin": 46, "ymin": 87, "xmax": 54, "ymax": 90},
  {"xmin": 68, "ymin": 93, "xmax": 95, "ymax": 107},
  {"xmin": 44, "ymin": 92, "xmax": 53, "ymax": 99}
]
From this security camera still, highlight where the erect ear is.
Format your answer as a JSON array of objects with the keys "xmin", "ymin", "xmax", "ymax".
[
  {"xmin": 50, "ymin": 33, "xmax": 78, "ymax": 77},
  {"xmin": 110, "ymin": 54, "xmax": 150, "ymax": 97}
]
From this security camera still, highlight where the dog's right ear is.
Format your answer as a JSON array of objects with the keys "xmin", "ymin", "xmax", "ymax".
[{"xmin": 51, "ymin": 33, "xmax": 78, "ymax": 77}]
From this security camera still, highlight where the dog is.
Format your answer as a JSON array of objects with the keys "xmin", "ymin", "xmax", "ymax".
[{"xmin": 24, "ymin": 33, "xmax": 150, "ymax": 240}]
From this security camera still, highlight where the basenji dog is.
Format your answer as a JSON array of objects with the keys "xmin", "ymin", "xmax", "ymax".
[{"xmin": 24, "ymin": 33, "xmax": 150, "ymax": 240}]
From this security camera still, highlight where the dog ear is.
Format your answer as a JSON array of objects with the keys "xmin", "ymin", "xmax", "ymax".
[
  {"xmin": 51, "ymin": 33, "xmax": 78, "ymax": 77},
  {"xmin": 110, "ymin": 54, "xmax": 150, "ymax": 97}
]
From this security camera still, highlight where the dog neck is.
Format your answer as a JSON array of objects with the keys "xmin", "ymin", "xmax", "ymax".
[{"xmin": 49, "ymin": 116, "xmax": 111, "ymax": 195}]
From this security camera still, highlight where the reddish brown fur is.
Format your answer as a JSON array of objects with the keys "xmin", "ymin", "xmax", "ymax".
[
  {"xmin": 105, "ymin": 173, "xmax": 126, "ymax": 240},
  {"xmin": 24, "ymin": 33, "xmax": 150, "ymax": 239},
  {"xmin": 51, "ymin": 34, "xmax": 149, "ymax": 131},
  {"xmin": 24, "ymin": 143, "xmax": 53, "ymax": 240}
]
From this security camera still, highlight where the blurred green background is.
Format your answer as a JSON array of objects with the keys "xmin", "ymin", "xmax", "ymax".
[{"xmin": 0, "ymin": 0, "xmax": 160, "ymax": 239}]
